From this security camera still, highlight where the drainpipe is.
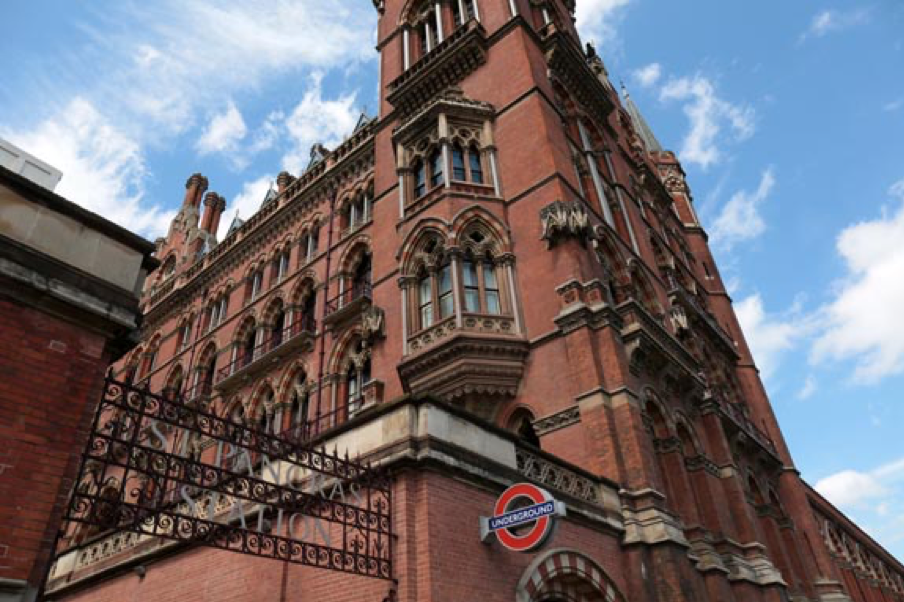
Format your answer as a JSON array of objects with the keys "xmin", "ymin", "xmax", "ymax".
[{"xmin": 315, "ymin": 190, "xmax": 338, "ymax": 426}]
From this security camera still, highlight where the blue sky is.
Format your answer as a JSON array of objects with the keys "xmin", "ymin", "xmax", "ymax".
[{"xmin": 2, "ymin": 1, "xmax": 903, "ymax": 558}]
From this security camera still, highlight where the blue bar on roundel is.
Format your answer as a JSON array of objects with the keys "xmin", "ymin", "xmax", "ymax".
[{"xmin": 488, "ymin": 501, "xmax": 555, "ymax": 531}]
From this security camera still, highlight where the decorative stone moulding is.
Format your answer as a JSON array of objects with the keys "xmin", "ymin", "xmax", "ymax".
[
  {"xmin": 386, "ymin": 20, "xmax": 488, "ymax": 116},
  {"xmin": 398, "ymin": 332, "xmax": 529, "ymax": 411},
  {"xmin": 544, "ymin": 32, "xmax": 615, "ymax": 125},
  {"xmin": 540, "ymin": 200, "xmax": 593, "ymax": 248}
]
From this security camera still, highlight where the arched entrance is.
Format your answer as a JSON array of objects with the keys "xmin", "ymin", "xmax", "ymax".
[{"xmin": 516, "ymin": 549, "xmax": 626, "ymax": 602}]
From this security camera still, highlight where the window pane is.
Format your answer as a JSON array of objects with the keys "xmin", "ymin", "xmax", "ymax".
[
  {"xmin": 483, "ymin": 263, "xmax": 498, "ymax": 289},
  {"xmin": 420, "ymin": 304, "xmax": 434, "ymax": 328},
  {"xmin": 486, "ymin": 291, "xmax": 501, "ymax": 314},
  {"xmin": 439, "ymin": 264, "xmax": 452, "ymax": 294},
  {"xmin": 430, "ymin": 150, "xmax": 443, "ymax": 187},
  {"xmin": 462, "ymin": 260, "xmax": 478, "ymax": 287},
  {"xmin": 439, "ymin": 293, "xmax": 454, "ymax": 318},
  {"xmin": 464, "ymin": 290, "xmax": 480, "ymax": 312},
  {"xmin": 452, "ymin": 146, "xmax": 466, "ymax": 180},
  {"xmin": 469, "ymin": 149, "xmax": 484, "ymax": 184},
  {"xmin": 414, "ymin": 162, "xmax": 426, "ymax": 197}
]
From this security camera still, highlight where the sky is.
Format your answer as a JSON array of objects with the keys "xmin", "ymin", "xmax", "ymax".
[{"xmin": 1, "ymin": 0, "xmax": 903, "ymax": 559}]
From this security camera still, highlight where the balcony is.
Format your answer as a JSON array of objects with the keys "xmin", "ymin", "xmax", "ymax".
[
  {"xmin": 216, "ymin": 317, "xmax": 316, "ymax": 391},
  {"xmin": 668, "ymin": 286, "xmax": 738, "ymax": 357},
  {"xmin": 386, "ymin": 19, "xmax": 488, "ymax": 115},
  {"xmin": 323, "ymin": 282, "xmax": 372, "ymax": 328},
  {"xmin": 398, "ymin": 313, "xmax": 528, "ymax": 413},
  {"xmin": 280, "ymin": 380, "xmax": 384, "ymax": 446},
  {"xmin": 710, "ymin": 394, "xmax": 779, "ymax": 459},
  {"xmin": 618, "ymin": 299, "xmax": 700, "ymax": 387}
]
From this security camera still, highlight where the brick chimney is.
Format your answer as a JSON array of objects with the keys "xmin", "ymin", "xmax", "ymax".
[
  {"xmin": 201, "ymin": 192, "xmax": 227, "ymax": 237},
  {"xmin": 277, "ymin": 171, "xmax": 295, "ymax": 194},
  {"xmin": 183, "ymin": 173, "xmax": 208, "ymax": 208}
]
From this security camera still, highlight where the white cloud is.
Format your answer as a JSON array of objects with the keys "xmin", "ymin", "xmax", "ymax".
[
  {"xmin": 811, "ymin": 181, "xmax": 904, "ymax": 382},
  {"xmin": 196, "ymin": 101, "xmax": 247, "ymax": 156},
  {"xmin": 632, "ymin": 63, "xmax": 662, "ymax": 88},
  {"xmin": 710, "ymin": 168, "xmax": 775, "ymax": 249},
  {"xmin": 95, "ymin": 0, "xmax": 376, "ymax": 137},
  {"xmin": 575, "ymin": 0, "xmax": 633, "ymax": 49},
  {"xmin": 800, "ymin": 8, "xmax": 871, "ymax": 42},
  {"xmin": 816, "ymin": 469, "xmax": 887, "ymax": 507},
  {"xmin": 796, "ymin": 375, "xmax": 817, "ymax": 400},
  {"xmin": 659, "ymin": 74, "xmax": 755, "ymax": 169},
  {"xmin": 814, "ymin": 457, "xmax": 904, "ymax": 556},
  {"xmin": 735, "ymin": 292, "xmax": 814, "ymax": 380},
  {"xmin": 217, "ymin": 175, "xmax": 275, "ymax": 241},
  {"xmin": 0, "ymin": 1, "xmax": 376, "ymax": 237},
  {"xmin": 281, "ymin": 73, "xmax": 360, "ymax": 174},
  {"xmin": 1, "ymin": 98, "xmax": 173, "ymax": 237}
]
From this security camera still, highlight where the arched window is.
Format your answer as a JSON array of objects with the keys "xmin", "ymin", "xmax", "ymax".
[
  {"xmin": 270, "ymin": 306, "xmax": 286, "ymax": 350},
  {"xmin": 468, "ymin": 145, "xmax": 483, "ymax": 184},
  {"xmin": 246, "ymin": 268, "xmax": 264, "ymax": 303},
  {"xmin": 429, "ymin": 148, "xmax": 444, "ymax": 188},
  {"xmin": 507, "ymin": 409, "xmax": 540, "ymax": 448},
  {"xmin": 301, "ymin": 224, "xmax": 320, "ymax": 263},
  {"xmin": 274, "ymin": 249, "xmax": 291, "ymax": 284},
  {"xmin": 451, "ymin": 144, "xmax": 466, "ymax": 181},
  {"xmin": 351, "ymin": 253, "xmax": 372, "ymax": 300},
  {"xmin": 163, "ymin": 365, "xmax": 184, "ymax": 400},
  {"xmin": 196, "ymin": 344, "xmax": 217, "ymax": 399},
  {"xmin": 161, "ymin": 255, "xmax": 177, "ymax": 279},
  {"xmin": 176, "ymin": 317, "xmax": 193, "ymax": 350},
  {"xmin": 241, "ymin": 325, "xmax": 257, "ymax": 369},
  {"xmin": 413, "ymin": 159, "xmax": 426, "ymax": 198}
]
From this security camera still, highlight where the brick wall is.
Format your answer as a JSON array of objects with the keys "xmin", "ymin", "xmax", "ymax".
[{"xmin": 0, "ymin": 296, "xmax": 111, "ymax": 592}]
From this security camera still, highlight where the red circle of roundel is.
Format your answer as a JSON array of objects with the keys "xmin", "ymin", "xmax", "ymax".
[{"xmin": 493, "ymin": 483, "xmax": 554, "ymax": 553}]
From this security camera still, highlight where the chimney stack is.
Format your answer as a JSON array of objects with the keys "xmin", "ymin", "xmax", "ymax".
[
  {"xmin": 183, "ymin": 173, "xmax": 208, "ymax": 208},
  {"xmin": 201, "ymin": 192, "xmax": 227, "ymax": 236},
  {"xmin": 277, "ymin": 171, "xmax": 295, "ymax": 194}
]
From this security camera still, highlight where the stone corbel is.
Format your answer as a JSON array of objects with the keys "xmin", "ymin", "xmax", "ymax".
[
  {"xmin": 540, "ymin": 200, "xmax": 593, "ymax": 249},
  {"xmin": 361, "ymin": 306, "xmax": 386, "ymax": 345}
]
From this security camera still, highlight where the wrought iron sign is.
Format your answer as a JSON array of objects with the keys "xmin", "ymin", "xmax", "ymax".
[{"xmin": 57, "ymin": 378, "xmax": 392, "ymax": 580}]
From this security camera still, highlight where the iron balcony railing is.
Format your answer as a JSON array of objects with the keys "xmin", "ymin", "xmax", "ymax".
[
  {"xmin": 217, "ymin": 316, "xmax": 316, "ymax": 382},
  {"xmin": 324, "ymin": 281, "xmax": 372, "ymax": 317}
]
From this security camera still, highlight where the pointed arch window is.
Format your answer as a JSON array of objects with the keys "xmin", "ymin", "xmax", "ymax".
[
  {"xmin": 351, "ymin": 253, "xmax": 372, "ymax": 300},
  {"xmin": 270, "ymin": 307, "xmax": 286, "ymax": 350},
  {"xmin": 241, "ymin": 326, "xmax": 257, "ymax": 369}
]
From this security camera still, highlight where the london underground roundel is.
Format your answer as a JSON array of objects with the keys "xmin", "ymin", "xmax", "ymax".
[{"xmin": 480, "ymin": 483, "xmax": 566, "ymax": 553}]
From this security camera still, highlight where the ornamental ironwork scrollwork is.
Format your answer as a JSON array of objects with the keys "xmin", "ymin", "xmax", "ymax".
[{"xmin": 58, "ymin": 377, "xmax": 393, "ymax": 581}]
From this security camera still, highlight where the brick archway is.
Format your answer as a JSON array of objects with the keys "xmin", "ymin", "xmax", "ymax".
[{"xmin": 516, "ymin": 549, "xmax": 625, "ymax": 602}]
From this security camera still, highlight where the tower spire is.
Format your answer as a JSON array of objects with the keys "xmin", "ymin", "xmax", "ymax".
[{"xmin": 621, "ymin": 84, "xmax": 663, "ymax": 153}]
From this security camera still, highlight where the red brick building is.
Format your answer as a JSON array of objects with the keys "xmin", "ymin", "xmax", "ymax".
[
  {"xmin": 44, "ymin": 1, "xmax": 904, "ymax": 601},
  {"xmin": 0, "ymin": 161, "xmax": 156, "ymax": 602}
]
